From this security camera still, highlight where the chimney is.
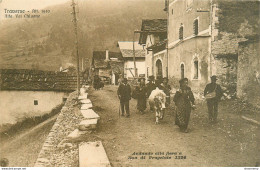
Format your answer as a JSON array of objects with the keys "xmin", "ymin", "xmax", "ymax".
[
  {"xmin": 164, "ymin": 0, "xmax": 168, "ymax": 12},
  {"xmin": 105, "ymin": 50, "xmax": 109, "ymax": 61}
]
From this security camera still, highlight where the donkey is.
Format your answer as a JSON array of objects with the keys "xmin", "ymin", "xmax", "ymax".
[{"xmin": 148, "ymin": 87, "xmax": 166, "ymax": 124}]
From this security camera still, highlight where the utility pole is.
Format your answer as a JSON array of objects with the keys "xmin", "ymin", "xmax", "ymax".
[
  {"xmin": 166, "ymin": 0, "xmax": 169, "ymax": 78},
  {"xmin": 133, "ymin": 32, "xmax": 138, "ymax": 78},
  {"xmin": 71, "ymin": 0, "xmax": 80, "ymax": 95}
]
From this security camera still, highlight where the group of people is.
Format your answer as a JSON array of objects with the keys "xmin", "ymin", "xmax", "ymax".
[
  {"xmin": 117, "ymin": 75, "xmax": 223, "ymax": 133},
  {"xmin": 93, "ymin": 75, "xmax": 104, "ymax": 90}
]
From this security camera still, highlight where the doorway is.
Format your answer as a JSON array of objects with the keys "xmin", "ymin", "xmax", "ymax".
[{"xmin": 156, "ymin": 60, "xmax": 163, "ymax": 79}]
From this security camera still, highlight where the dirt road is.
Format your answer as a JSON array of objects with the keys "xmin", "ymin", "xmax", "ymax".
[{"xmin": 89, "ymin": 85, "xmax": 259, "ymax": 167}]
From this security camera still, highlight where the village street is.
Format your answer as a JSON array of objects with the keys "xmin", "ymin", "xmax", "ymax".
[{"xmin": 88, "ymin": 85, "xmax": 259, "ymax": 167}]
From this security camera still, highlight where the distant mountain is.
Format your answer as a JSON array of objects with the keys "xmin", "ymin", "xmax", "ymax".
[{"xmin": 0, "ymin": 0, "xmax": 166, "ymax": 71}]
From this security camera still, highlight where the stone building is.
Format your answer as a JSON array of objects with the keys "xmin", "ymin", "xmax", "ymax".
[
  {"xmin": 117, "ymin": 41, "xmax": 146, "ymax": 79},
  {"xmin": 0, "ymin": 69, "xmax": 74, "ymax": 125},
  {"xmin": 91, "ymin": 50, "xmax": 124, "ymax": 85},
  {"xmin": 237, "ymin": 37, "xmax": 260, "ymax": 108},
  {"xmin": 166, "ymin": 0, "xmax": 260, "ymax": 95},
  {"xmin": 138, "ymin": 19, "xmax": 167, "ymax": 80}
]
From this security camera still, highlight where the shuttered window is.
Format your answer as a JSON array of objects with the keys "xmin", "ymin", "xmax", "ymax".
[
  {"xmin": 193, "ymin": 19, "xmax": 198, "ymax": 36},
  {"xmin": 179, "ymin": 26, "xmax": 183, "ymax": 40}
]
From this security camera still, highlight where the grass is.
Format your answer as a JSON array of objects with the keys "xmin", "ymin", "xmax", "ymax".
[
  {"xmin": 0, "ymin": 118, "xmax": 55, "ymax": 167},
  {"xmin": 0, "ymin": 102, "xmax": 65, "ymax": 167}
]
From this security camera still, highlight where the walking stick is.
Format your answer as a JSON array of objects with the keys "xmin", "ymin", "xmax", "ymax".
[{"xmin": 119, "ymin": 102, "xmax": 121, "ymax": 119}]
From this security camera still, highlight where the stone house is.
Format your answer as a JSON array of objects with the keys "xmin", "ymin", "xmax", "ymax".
[
  {"xmin": 138, "ymin": 19, "xmax": 167, "ymax": 80},
  {"xmin": 91, "ymin": 50, "xmax": 124, "ymax": 85},
  {"xmin": 117, "ymin": 41, "xmax": 146, "ymax": 79},
  {"xmin": 0, "ymin": 69, "xmax": 73, "ymax": 125},
  {"xmin": 237, "ymin": 36, "xmax": 260, "ymax": 108},
  {"xmin": 166, "ymin": 0, "xmax": 260, "ymax": 95}
]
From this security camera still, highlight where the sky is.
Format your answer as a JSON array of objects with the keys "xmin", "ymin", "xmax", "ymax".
[
  {"xmin": 0, "ymin": 0, "xmax": 70, "ymax": 10},
  {"xmin": 0, "ymin": 0, "xmax": 70, "ymax": 20}
]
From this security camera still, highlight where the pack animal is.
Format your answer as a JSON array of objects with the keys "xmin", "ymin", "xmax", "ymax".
[{"xmin": 148, "ymin": 87, "xmax": 166, "ymax": 124}]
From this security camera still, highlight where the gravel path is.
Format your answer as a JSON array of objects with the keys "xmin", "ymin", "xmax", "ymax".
[{"xmin": 89, "ymin": 85, "xmax": 259, "ymax": 167}]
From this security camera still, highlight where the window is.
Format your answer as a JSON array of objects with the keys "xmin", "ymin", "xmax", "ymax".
[
  {"xmin": 193, "ymin": 19, "xmax": 198, "ymax": 35},
  {"xmin": 63, "ymin": 98, "xmax": 67, "ymax": 102},
  {"xmin": 193, "ymin": 60, "xmax": 199, "ymax": 79},
  {"xmin": 181, "ymin": 64, "xmax": 185, "ymax": 79},
  {"xmin": 179, "ymin": 25, "xmax": 184, "ymax": 40},
  {"xmin": 172, "ymin": 9, "xmax": 173, "ymax": 15},
  {"xmin": 34, "ymin": 100, "xmax": 38, "ymax": 105},
  {"xmin": 156, "ymin": 60, "xmax": 163, "ymax": 78}
]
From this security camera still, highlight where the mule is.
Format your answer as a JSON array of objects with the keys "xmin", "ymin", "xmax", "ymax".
[{"xmin": 148, "ymin": 87, "xmax": 166, "ymax": 124}]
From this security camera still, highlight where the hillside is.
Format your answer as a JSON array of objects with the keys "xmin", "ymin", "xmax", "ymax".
[{"xmin": 0, "ymin": 0, "xmax": 166, "ymax": 71}]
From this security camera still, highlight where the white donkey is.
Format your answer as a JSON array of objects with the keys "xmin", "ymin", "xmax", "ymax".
[{"xmin": 148, "ymin": 87, "xmax": 166, "ymax": 124}]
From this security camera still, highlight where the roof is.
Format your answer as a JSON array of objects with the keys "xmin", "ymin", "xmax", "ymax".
[
  {"xmin": 92, "ymin": 51, "xmax": 123, "ymax": 68},
  {"xmin": 0, "ymin": 69, "xmax": 81, "ymax": 91},
  {"xmin": 147, "ymin": 40, "xmax": 167, "ymax": 52},
  {"xmin": 141, "ymin": 19, "xmax": 167, "ymax": 32},
  {"xmin": 117, "ymin": 41, "xmax": 145, "ymax": 58},
  {"xmin": 139, "ymin": 19, "xmax": 167, "ymax": 45}
]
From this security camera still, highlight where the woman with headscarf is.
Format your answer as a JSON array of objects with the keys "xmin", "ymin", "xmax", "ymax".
[
  {"xmin": 136, "ymin": 78, "xmax": 147, "ymax": 114},
  {"xmin": 173, "ymin": 78, "xmax": 195, "ymax": 133}
]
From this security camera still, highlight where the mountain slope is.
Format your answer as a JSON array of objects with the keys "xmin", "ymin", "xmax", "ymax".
[{"xmin": 0, "ymin": 0, "xmax": 166, "ymax": 71}]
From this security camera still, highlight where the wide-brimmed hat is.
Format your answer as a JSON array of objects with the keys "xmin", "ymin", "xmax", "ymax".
[
  {"xmin": 148, "ymin": 75, "xmax": 155, "ymax": 81},
  {"xmin": 179, "ymin": 78, "xmax": 188, "ymax": 84},
  {"xmin": 211, "ymin": 75, "xmax": 218, "ymax": 80},
  {"xmin": 123, "ymin": 78, "xmax": 128, "ymax": 82},
  {"xmin": 138, "ymin": 77, "xmax": 145, "ymax": 82},
  {"xmin": 162, "ymin": 77, "xmax": 168, "ymax": 82}
]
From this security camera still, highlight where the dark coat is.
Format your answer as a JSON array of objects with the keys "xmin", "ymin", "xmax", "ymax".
[
  {"xmin": 162, "ymin": 84, "xmax": 171, "ymax": 96},
  {"xmin": 204, "ymin": 83, "xmax": 223, "ymax": 101},
  {"xmin": 136, "ymin": 85, "xmax": 147, "ymax": 111},
  {"xmin": 173, "ymin": 86, "xmax": 195, "ymax": 109},
  {"xmin": 146, "ymin": 82, "xmax": 156, "ymax": 98},
  {"xmin": 117, "ymin": 83, "xmax": 131, "ymax": 101}
]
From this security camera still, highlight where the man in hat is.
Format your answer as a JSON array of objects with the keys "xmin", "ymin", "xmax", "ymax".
[
  {"xmin": 146, "ymin": 76, "xmax": 156, "ymax": 98},
  {"xmin": 204, "ymin": 75, "xmax": 223, "ymax": 123},
  {"xmin": 117, "ymin": 78, "xmax": 131, "ymax": 117},
  {"xmin": 146, "ymin": 76, "xmax": 156, "ymax": 111}
]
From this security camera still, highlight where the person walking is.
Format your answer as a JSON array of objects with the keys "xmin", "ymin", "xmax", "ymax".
[
  {"xmin": 117, "ymin": 78, "xmax": 132, "ymax": 117},
  {"xmin": 161, "ymin": 77, "xmax": 171, "ymax": 108},
  {"xmin": 173, "ymin": 78, "xmax": 195, "ymax": 133},
  {"xmin": 146, "ymin": 76, "xmax": 156, "ymax": 97},
  {"xmin": 146, "ymin": 76, "xmax": 156, "ymax": 111},
  {"xmin": 204, "ymin": 75, "xmax": 223, "ymax": 123},
  {"xmin": 136, "ymin": 78, "xmax": 147, "ymax": 114}
]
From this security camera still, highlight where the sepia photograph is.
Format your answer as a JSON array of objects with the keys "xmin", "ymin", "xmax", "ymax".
[{"xmin": 0, "ymin": 0, "xmax": 259, "ymax": 168}]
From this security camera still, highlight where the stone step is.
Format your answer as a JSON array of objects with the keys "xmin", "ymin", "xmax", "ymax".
[
  {"xmin": 79, "ymin": 141, "xmax": 111, "ymax": 167},
  {"xmin": 80, "ymin": 88, "xmax": 87, "ymax": 95},
  {"xmin": 78, "ymin": 119, "xmax": 98, "ymax": 131},
  {"xmin": 80, "ymin": 99, "xmax": 92, "ymax": 104},
  {"xmin": 81, "ymin": 103, "xmax": 93, "ymax": 110},
  {"xmin": 81, "ymin": 109, "xmax": 100, "ymax": 120},
  {"xmin": 78, "ymin": 94, "xmax": 88, "ymax": 100},
  {"xmin": 67, "ymin": 129, "xmax": 89, "ymax": 141},
  {"xmin": 82, "ymin": 85, "xmax": 90, "ymax": 89}
]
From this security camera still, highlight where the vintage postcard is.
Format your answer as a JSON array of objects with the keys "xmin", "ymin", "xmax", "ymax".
[{"xmin": 0, "ymin": 0, "xmax": 259, "ymax": 168}]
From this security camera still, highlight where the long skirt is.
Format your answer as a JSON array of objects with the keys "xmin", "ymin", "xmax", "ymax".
[
  {"xmin": 175, "ymin": 105, "xmax": 191, "ymax": 131},
  {"xmin": 137, "ymin": 96, "xmax": 147, "ymax": 112}
]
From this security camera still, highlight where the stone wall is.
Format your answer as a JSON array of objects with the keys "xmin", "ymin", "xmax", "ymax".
[
  {"xmin": 211, "ymin": 0, "xmax": 260, "ymax": 96},
  {"xmin": 0, "ymin": 90, "xmax": 68, "ymax": 125},
  {"xmin": 168, "ymin": 37, "xmax": 210, "ymax": 94},
  {"xmin": 0, "ymin": 69, "xmax": 83, "ymax": 91},
  {"xmin": 34, "ymin": 91, "xmax": 82, "ymax": 167},
  {"xmin": 237, "ymin": 38, "xmax": 260, "ymax": 108}
]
